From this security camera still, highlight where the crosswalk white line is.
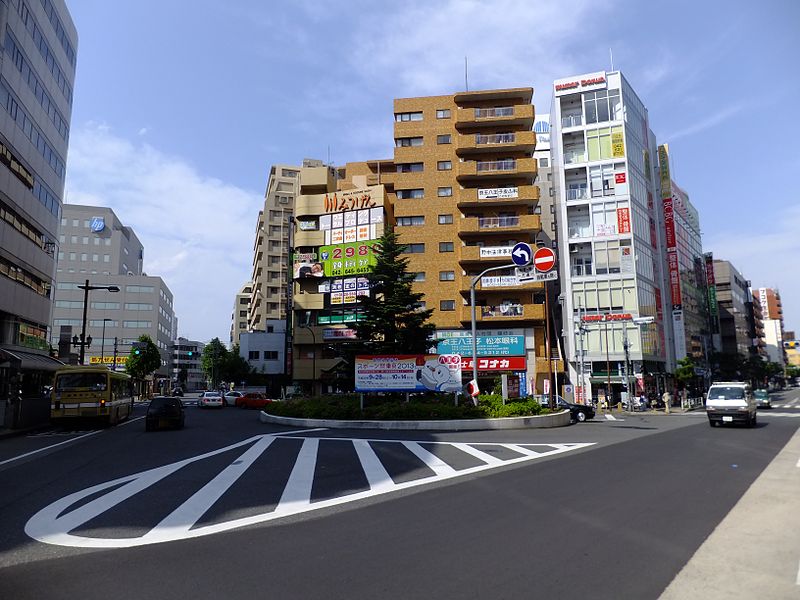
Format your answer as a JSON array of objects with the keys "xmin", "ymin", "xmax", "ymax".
[
  {"xmin": 143, "ymin": 435, "xmax": 276, "ymax": 542},
  {"xmin": 353, "ymin": 440, "xmax": 395, "ymax": 492},
  {"xmin": 402, "ymin": 441, "xmax": 457, "ymax": 476},
  {"xmin": 276, "ymin": 437, "xmax": 319, "ymax": 513},
  {"xmin": 450, "ymin": 443, "xmax": 504, "ymax": 465},
  {"xmin": 605, "ymin": 414, "xmax": 617, "ymax": 421},
  {"xmin": 505, "ymin": 444, "xmax": 543, "ymax": 457}
]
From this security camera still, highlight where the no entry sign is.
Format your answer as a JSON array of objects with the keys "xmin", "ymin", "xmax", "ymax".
[{"xmin": 533, "ymin": 247, "xmax": 556, "ymax": 272}]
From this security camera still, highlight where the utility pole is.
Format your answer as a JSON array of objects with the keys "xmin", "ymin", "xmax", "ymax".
[{"xmin": 112, "ymin": 337, "xmax": 118, "ymax": 371}]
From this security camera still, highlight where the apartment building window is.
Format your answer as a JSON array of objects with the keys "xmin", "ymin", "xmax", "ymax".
[
  {"xmin": 80, "ymin": 253, "xmax": 87, "ymax": 261},
  {"xmin": 437, "ymin": 134, "xmax": 451, "ymax": 144},
  {"xmin": 437, "ymin": 187, "xmax": 452, "ymax": 197},
  {"xmin": 534, "ymin": 205, "xmax": 542, "ymax": 214},
  {"xmin": 440, "ymin": 300, "xmax": 456, "ymax": 311},
  {"xmin": 403, "ymin": 243, "xmax": 425, "ymax": 254},
  {"xmin": 82, "ymin": 236, "xmax": 88, "ymax": 244},
  {"xmin": 439, "ymin": 271, "xmax": 455, "ymax": 281},
  {"xmin": 396, "ymin": 189, "xmax": 424, "ymax": 199},
  {"xmin": 589, "ymin": 163, "xmax": 625, "ymax": 197},
  {"xmin": 55, "ymin": 300, "xmax": 83, "ymax": 309},
  {"xmin": 539, "ymin": 157, "xmax": 549, "ymax": 168},
  {"xmin": 264, "ymin": 351, "xmax": 279, "ymax": 360},
  {"xmin": 396, "ymin": 162, "xmax": 424, "ymax": 173},
  {"xmin": 123, "ymin": 321, "xmax": 152, "ymax": 328},
  {"xmin": 103, "ymin": 255, "xmax": 110, "ymax": 262},
  {"xmin": 239, "ymin": 310, "xmax": 247, "ymax": 318},
  {"xmin": 412, "ymin": 272, "xmax": 426, "ymax": 282},
  {"xmin": 281, "ymin": 169, "xmax": 298, "ymax": 177},
  {"xmin": 437, "ymin": 161, "xmax": 452, "ymax": 171},
  {"xmin": 395, "ymin": 137, "xmax": 423, "ymax": 147},
  {"xmin": 126, "ymin": 285, "xmax": 154, "ymax": 293},
  {"xmin": 436, "ymin": 109, "xmax": 451, "ymax": 119},
  {"xmin": 91, "ymin": 302, "xmax": 120, "ymax": 309},
  {"xmin": 125, "ymin": 303, "xmax": 153, "ymax": 310},
  {"xmin": 57, "ymin": 251, "xmax": 63, "ymax": 260},
  {"xmin": 395, "ymin": 111, "xmax": 423, "ymax": 122},
  {"xmin": 248, "ymin": 351, "xmax": 260, "ymax": 360},
  {"xmin": 587, "ymin": 126, "xmax": 624, "ymax": 162},
  {"xmin": 70, "ymin": 235, "xmax": 77, "ymax": 243},
  {"xmin": 439, "ymin": 242, "xmax": 454, "ymax": 252},
  {"xmin": 438, "ymin": 214, "xmax": 453, "ymax": 224},
  {"xmin": 397, "ymin": 216, "xmax": 425, "ymax": 226},
  {"xmin": 414, "ymin": 302, "xmax": 427, "ymax": 311},
  {"xmin": 72, "ymin": 219, "xmax": 78, "ymax": 226}
]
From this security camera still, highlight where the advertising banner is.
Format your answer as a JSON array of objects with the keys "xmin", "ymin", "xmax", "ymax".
[
  {"xmin": 89, "ymin": 356, "xmax": 127, "ymax": 365},
  {"xmin": 323, "ymin": 187, "xmax": 380, "ymax": 214},
  {"xmin": 616, "ymin": 207, "xmax": 631, "ymax": 234},
  {"xmin": 705, "ymin": 253, "xmax": 719, "ymax": 333},
  {"xmin": 612, "ymin": 131, "xmax": 625, "ymax": 157},
  {"xmin": 319, "ymin": 240, "xmax": 379, "ymax": 277},
  {"xmin": 436, "ymin": 334, "xmax": 525, "ymax": 356},
  {"xmin": 662, "ymin": 197, "xmax": 676, "ymax": 249},
  {"xmin": 620, "ymin": 246, "xmax": 634, "ymax": 274},
  {"xmin": 460, "ymin": 356, "xmax": 526, "ymax": 371},
  {"xmin": 658, "ymin": 144, "xmax": 671, "ymax": 198},
  {"xmin": 667, "ymin": 251, "xmax": 682, "ymax": 309},
  {"xmin": 478, "ymin": 187, "xmax": 519, "ymax": 200},
  {"xmin": 672, "ymin": 309, "xmax": 687, "ymax": 361},
  {"xmin": 322, "ymin": 328, "xmax": 357, "ymax": 340},
  {"xmin": 479, "ymin": 246, "xmax": 514, "ymax": 258},
  {"xmin": 355, "ymin": 355, "xmax": 463, "ymax": 392}
]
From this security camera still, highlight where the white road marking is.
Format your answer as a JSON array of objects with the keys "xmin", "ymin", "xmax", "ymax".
[
  {"xmin": 25, "ymin": 434, "xmax": 595, "ymax": 549},
  {"xmin": 605, "ymin": 414, "xmax": 617, "ymax": 421},
  {"xmin": 117, "ymin": 416, "xmax": 145, "ymax": 427},
  {"xmin": 0, "ymin": 430, "xmax": 101, "ymax": 467},
  {"xmin": 450, "ymin": 442, "xmax": 504, "ymax": 465}
]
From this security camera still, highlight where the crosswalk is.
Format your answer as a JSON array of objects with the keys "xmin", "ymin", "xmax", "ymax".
[{"xmin": 25, "ymin": 429, "xmax": 594, "ymax": 549}]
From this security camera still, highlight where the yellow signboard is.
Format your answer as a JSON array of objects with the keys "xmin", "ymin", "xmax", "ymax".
[
  {"xmin": 89, "ymin": 356, "xmax": 127, "ymax": 365},
  {"xmin": 612, "ymin": 131, "xmax": 625, "ymax": 158},
  {"xmin": 658, "ymin": 144, "xmax": 671, "ymax": 198}
]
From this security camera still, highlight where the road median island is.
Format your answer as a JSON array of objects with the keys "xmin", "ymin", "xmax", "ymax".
[{"xmin": 259, "ymin": 409, "xmax": 571, "ymax": 430}]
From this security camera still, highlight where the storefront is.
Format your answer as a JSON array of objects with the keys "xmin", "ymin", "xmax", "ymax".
[{"xmin": 0, "ymin": 347, "xmax": 64, "ymax": 429}]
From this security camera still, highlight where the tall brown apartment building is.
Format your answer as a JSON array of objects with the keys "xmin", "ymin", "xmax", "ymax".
[{"xmin": 289, "ymin": 88, "xmax": 558, "ymax": 395}]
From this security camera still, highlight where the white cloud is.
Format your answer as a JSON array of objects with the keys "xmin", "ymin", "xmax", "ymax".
[
  {"xmin": 137, "ymin": 127, "xmax": 149, "ymax": 136},
  {"xmin": 665, "ymin": 103, "xmax": 745, "ymax": 141},
  {"xmin": 706, "ymin": 205, "xmax": 800, "ymax": 331},
  {"xmin": 65, "ymin": 123, "xmax": 261, "ymax": 344}
]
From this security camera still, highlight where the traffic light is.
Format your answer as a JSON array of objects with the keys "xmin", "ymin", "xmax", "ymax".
[
  {"xmin": 187, "ymin": 351, "xmax": 193, "ymax": 357},
  {"xmin": 131, "ymin": 341, "xmax": 146, "ymax": 356}
]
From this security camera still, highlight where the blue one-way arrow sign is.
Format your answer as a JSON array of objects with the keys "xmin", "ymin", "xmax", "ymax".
[{"xmin": 511, "ymin": 242, "xmax": 532, "ymax": 266}]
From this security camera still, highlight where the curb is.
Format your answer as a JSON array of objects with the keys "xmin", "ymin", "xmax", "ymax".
[{"xmin": 259, "ymin": 409, "xmax": 572, "ymax": 431}]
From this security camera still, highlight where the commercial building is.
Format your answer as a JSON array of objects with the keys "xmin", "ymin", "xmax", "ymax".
[
  {"xmin": 552, "ymin": 70, "xmax": 670, "ymax": 403},
  {"xmin": 170, "ymin": 337, "xmax": 204, "ymax": 392},
  {"xmin": 51, "ymin": 205, "xmax": 176, "ymax": 375},
  {"xmin": 0, "ymin": 0, "xmax": 77, "ymax": 428},
  {"xmin": 758, "ymin": 287, "xmax": 786, "ymax": 365},
  {"xmin": 248, "ymin": 163, "xmax": 302, "ymax": 331},
  {"xmin": 751, "ymin": 289, "xmax": 768, "ymax": 360},
  {"xmin": 230, "ymin": 281, "xmax": 251, "ymax": 347},
  {"xmin": 238, "ymin": 321, "xmax": 285, "ymax": 395},
  {"xmin": 713, "ymin": 259, "xmax": 754, "ymax": 365}
]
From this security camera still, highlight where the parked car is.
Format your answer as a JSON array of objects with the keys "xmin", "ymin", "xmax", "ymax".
[
  {"xmin": 753, "ymin": 389, "xmax": 771, "ymax": 409},
  {"xmin": 198, "ymin": 391, "xmax": 224, "ymax": 409},
  {"xmin": 237, "ymin": 392, "xmax": 274, "ymax": 410},
  {"xmin": 224, "ymin": 390, "xmax": 243, "ymax": 406},
  {"xmin": 145, "ymin": 396, "xmax": 185, "ymax": 431}
]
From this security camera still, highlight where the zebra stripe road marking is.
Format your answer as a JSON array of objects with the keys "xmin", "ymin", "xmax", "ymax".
[{"xmin": 25, "ymin": 433, "xmax": 595, "ymax": 549}]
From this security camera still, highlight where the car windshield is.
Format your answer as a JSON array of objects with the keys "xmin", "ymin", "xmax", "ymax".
[
  {"xmin": 754, "ymin": 390, "xmax": 768, "ymax": 398},
  {"xmin": 55, "ymin": 372, "xmax": 107, "ymax": 392},
  {"xmin": 708, "ymin": 386, "xmax": 745, "ymax": 400},
  {"xmin": 205, "ymin": 392, "xmax": 221, "ymax": 398}
]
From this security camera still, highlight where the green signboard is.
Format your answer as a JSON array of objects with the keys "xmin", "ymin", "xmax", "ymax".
[{"xmin": 319, "ymin": 240, "xmax": 379, "ymax": 277}]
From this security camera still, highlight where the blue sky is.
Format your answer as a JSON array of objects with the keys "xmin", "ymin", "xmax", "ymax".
[{"xmin": 63, "ymin": 0, "xmax": 800, "ymax": 343}]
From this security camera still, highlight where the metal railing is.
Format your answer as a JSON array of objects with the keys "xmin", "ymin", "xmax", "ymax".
[
  {"xmin": 475, "ymin": 133, "xmax": 516, "ymax": 145},
  {"xmin": 476, "ymin": 159, "xmax": 516, "ymax": 172},
  {"xmin": 568, "ymin": 226, "xmax": 591, "ymax": 238},
  {"xmin": 478, "ymin": 216, "xmax": 520, "ymax": 228},
  {"xmin": 562, "ymin": 114, "xmax": 583, "ymax": 127},
  {"xmin": 481, "ymin": 304, "xmax": 524, "ymax": 317},
  {"xmin": 566, "ymin": 188, "xmax": 588, "ymax": 200},
  {"xmin": 475, "ymin": 107, "xmax": 514, "ymax": 118}
]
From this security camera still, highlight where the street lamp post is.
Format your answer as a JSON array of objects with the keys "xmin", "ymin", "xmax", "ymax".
[
  {"xmin": 300, "ymin": 322, "xmax": 316, "ymax": 396},
  {"xmin": 100, "ymin": 318, "xmax": 112, "ymax": 365},
  {"xmin": 470, "ymin": 263, "xmax": 517, "ymax": 406},
  {"xmin": 75, "ymin": 279, "xmax": 120, "ymax": 365}
]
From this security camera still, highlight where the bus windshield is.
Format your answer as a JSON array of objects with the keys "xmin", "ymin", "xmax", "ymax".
[{"xmin": 55, "ymin": 372, "xmax": 108, "ymax": 392}]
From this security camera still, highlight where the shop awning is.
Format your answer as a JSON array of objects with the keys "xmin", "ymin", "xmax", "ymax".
[{"xmin": 0, "ymin": 348, "xmax": 65, "ymax": 372}]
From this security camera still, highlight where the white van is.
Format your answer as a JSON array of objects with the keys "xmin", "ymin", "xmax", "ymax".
[{"xmin": 706, "ymin": 382, "xmax": 756, "ymax": 427}]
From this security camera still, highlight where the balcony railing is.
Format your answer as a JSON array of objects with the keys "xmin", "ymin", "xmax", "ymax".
[
  {"xmin": 564, "ymin": 150, "xmax": 586, "ymax": 165},
  {"xmin": 475, "ymin": 107, "xmax": 513, "ymax": 118},
  {"xmin": 562, "ymin": 114, "xmax": 583, "ymax": 127},
  {"xmin": 478, "ymin": 216, "xmax": 520, "ymax": 229},
  {"xmin": 475, "ymin": 133, "xmax": 516, "ymax": 145},
  {"xmin": 568, "ymin": 226, "xmax": 591, "ymax": 238},
  {"xmin": 481, "ymin": 304, "xmax": 523, "ymax": 318},
  {"xmin": 476, "ymin": 159, "xmax": 516, "ymax": 172},
  {"xmin": 566, "ymin": 188, "xmax": 588, "ymax": 201}
]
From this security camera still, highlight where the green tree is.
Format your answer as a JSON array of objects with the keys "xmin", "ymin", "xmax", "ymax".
[
  {"xmin": 201, "ymin": 338, "xmax": 228, "ymax": 388},
  {"xmin": 125, "ymin": 335, "xmax": 162, "ymax": 398},
  {"xmin": 674, "ymin": 356, "xmax": 695, "ymax": 391},
  {"xmin": 223, "ymin": 343, "xmax": 253, "ymax": 386},
  {"xmin": 354, "ymin": 226, "xmax": 435, "ymax": 354}
]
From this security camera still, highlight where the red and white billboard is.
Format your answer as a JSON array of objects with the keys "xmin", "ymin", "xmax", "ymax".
[
  {"xmin": 616, "ymin": 207, "xmax": 631, "ymax": 234},
  {"xmin": 667, "ymin": 251, "xmax": 682, "ymax": 310}
]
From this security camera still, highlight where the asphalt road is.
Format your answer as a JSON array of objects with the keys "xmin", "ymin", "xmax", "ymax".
[{"xmin": 1, "ymin": 389, "xmax": 798, "ymax": 599}]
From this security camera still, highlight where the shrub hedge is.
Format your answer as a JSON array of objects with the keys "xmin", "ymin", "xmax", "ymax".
[{"xmin": 263, "ymin": 393, "xmax": 548, "ymax": 421}]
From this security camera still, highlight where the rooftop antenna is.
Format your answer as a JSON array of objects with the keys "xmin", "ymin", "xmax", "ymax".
[
  {"xmin": 609, "ymin": 48, "xmax": 614, "ymax": 72},
  {"xmin": 465, "ymin": 56, "xmax": 469, "ymax": 91}
]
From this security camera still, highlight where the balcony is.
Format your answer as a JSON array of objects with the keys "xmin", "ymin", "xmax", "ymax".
[
  {"xmin": 561, "ymin": 114, "xmax": 583, "ymax": 128},
  {"xmin": 459, "ymin": 274, "xmax": 544, "ymax": 294},
  {"xmin": 456, "ymin": 104, "xmax": 534, "ymax": 129},
  {"xmin": 456, "ymin": 130, "xmax": 536, "ymax": 154},
  {"xmin": 459, "ymin": 303, "xmax": 545, "ymax": 324},
  {"xmin": 294, "ymin": 229, "xmax": 325, "ymax": 247},
  {"xmin": 568, "ymin": 224, "xmax": 591, "ymax": 239},
  {"xmin": 457, "ymin": 184, "xmax": 539, "ymax": 208},
  {"xmin": 458, "ymin": 214, "xmax": 540, "ymax": 237},
  {"xmin": 566, "ymin": 188, "xmax": 588, "ymax": 201},
  {"xmin": 457, "ymin": 157, "xmax": 537, "ymax": 181},
  {"xmin": 459, "ymin": 245, "xmax": 513, "ymax": 265}
]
